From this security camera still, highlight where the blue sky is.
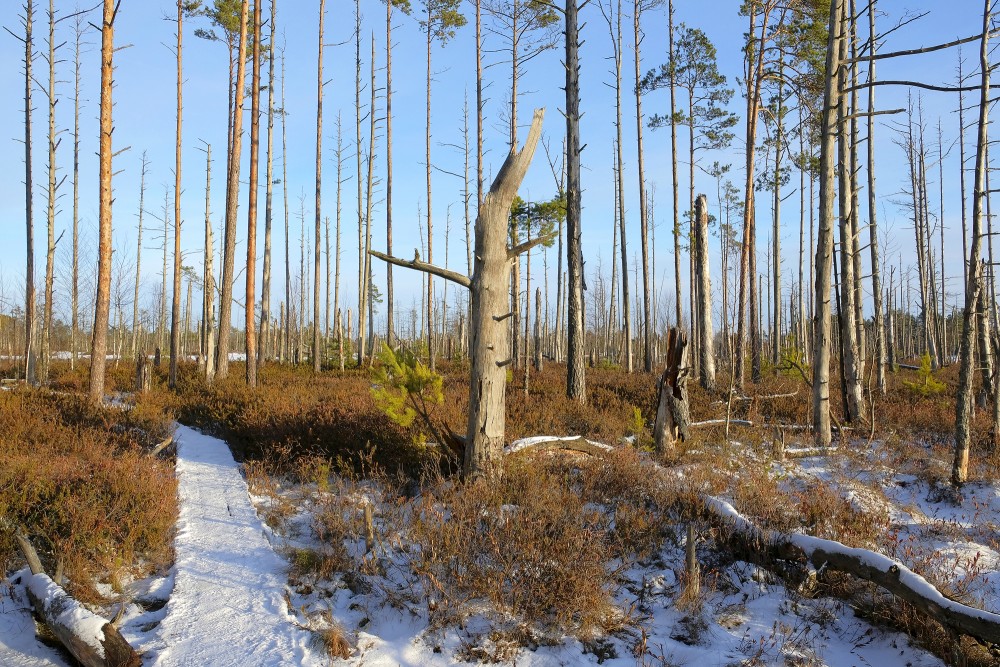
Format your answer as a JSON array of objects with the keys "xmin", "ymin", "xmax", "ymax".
[{"xmin": 0, "ymin": 0, "xmax": 988, "ymax": 333}]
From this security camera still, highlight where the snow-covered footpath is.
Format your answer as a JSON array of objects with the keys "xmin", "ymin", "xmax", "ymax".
[
  {"xmin": 0, "ymin": 424, "xmax": 325, "ymax": 667},
  {"xmin": 143, "ymin": 425, "xmax": 324, "ymax": 666}
]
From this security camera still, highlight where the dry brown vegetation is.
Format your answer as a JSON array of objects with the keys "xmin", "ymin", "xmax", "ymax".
[
  {"xmin": 3, "ymin": 354, "xmax": 998, "ymax": 664},
  {"xmin": 0, "ymin": 380, "xmax": 177, "ymax": 603}
]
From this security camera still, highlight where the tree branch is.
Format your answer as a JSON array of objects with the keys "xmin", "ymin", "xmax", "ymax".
[
  {"xmin": 369, "ymin": 249, "xmax": 471, "ymax": 289},
  {"xmin": 508, "ymin": 231, "xmax": 558, "ymax": 259}
]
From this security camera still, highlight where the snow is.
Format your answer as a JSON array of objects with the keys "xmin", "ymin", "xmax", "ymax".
[
  {"xmin": 0, "ymin": 569, "xmax": 70, "ymax": 667},
  {"xmin": 25, "ymin": 574, "xmax": 107, "ymax": 659},
  {"xmin": 144, "ymin": 425, "xmax": 324, "ymax": 666}
]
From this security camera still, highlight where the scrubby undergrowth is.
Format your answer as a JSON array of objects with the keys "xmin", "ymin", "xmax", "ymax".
[{"xmin": 0, "ymin": 384, "xmax": 177, "ymax": 603}]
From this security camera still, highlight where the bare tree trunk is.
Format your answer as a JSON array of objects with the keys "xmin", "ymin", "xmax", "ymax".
[
  {"xmin": 89, "ymin": 0, "xmax": 116, "ymax": 404},
  {"xmin": 668, "ymin": 0, "xmax": 680, "ymax": 331},
  {"xmin": 653, "ymin": 327, "xmax": 689, "ymax": 454},
  {"xmin": 694, "ymin": 195, "xmax": 715, "ymax": 391},
  {"xmin": 361, "ymin": 36, "xmax": 377, "ymax": 365},
  {"xmin": 170, "ymin": 0, "xmax": 185, "ymax": 389},
  {"xmin": 334, "ymin": 113, "xmax": 343, "ymax": 348},
  {"xmin": 41, "ymin": 0, "xmax": 58, "ymax": 383},
  {"xmin": 216, "ymin": 0, "xmax": 249, "ymax": 379},
  {"xmin": 312, "ymin": 0, "xmax": 325, "ymax": 374},
  {"xmin": 566, "ymin": 0, "xmax": 586, "ymax": 402},
  {"xmin": 21, "ymin": 0, "xmax": 37, "ymax": 385},
  {"xmin": 385, "ymin": 0, "xmax": 396, "ymax": 345},
  {"xmin": 606, "ymin": 0, "xmax": 631, "ymax": 372},
  {"xmin": 259, "ymin": 0, "xmax": 277, "ymax": 369},
  {"xmin": 771, "ymin": 79, "xmax": 783, "ymax": 368},
  {"xmin": 837, "ymin": 1, "xmax": 864, "ymax": 423},
  {"xmin": 425, "ymin": 9, "xmax": 436, "ymax": 370},
  {"xmin": 202, "ymin": 145, "xmax": 216, "ymax": 381},
  {"xmin": 736, "ymin": 4, "xmax": 768, "ymax": 390},
  {"xmin": 866, "ymin": 0, "xmax": 886, "ymax": 394},
  {"xmin": 354, "ymin": 0, "xmax": 364, "ymax": 367},
  {"xmin": 71, "ymin": 13, "xmax": 83, "ymax": 370},
  {"xmin": 812, "ymin": 0, "xmax": 843, "ymax": 446},
  {"xmin": 954, "ymin": 0, "xmax": 991, "ymax": 486},
  {"xmin": 848, "ymin": 4, "xmax": 866, "ymax": 381},
  {"xmin": 244, "ymin": 0, "xmax": 262, "ymax": 386},
  {"xmin": 636, "ymin": 0, "xmax": 652, "ymax": 373},
  {"xmin": 281, "ymin": 43, "xmax": 291, "ymax": 364}
]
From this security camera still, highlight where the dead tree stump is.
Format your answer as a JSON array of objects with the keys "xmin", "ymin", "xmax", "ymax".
[
  {"xmin": 135, "ymin": 353, "xmax": 151, "ymax": 394},
  {"xmin": 653, "ymin": 328, "xmax": 690, "ymax": 454}
]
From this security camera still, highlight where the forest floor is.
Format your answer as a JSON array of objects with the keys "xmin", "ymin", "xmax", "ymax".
[{"xmin": 2, "ymin": 360, "xmax": 1000, "ymax": 665}]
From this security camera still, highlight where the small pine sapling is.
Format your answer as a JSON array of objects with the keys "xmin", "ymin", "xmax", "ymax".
[{"xmin": 371, "ymin": 343, "xmax": 447, "ymax": 446}]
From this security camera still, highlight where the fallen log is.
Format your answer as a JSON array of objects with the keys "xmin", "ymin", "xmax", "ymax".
[
  {"xmin": 705, "ymin": 497, "xmax": 1000, "ymax": 646},
  {"xmin": 505, "ymin": 435, "xmax": 614, "ymax": 457},
  {"xmin": 689, "ymin": 418, "xmax": 854, "ymax": 432},
  {"xmin": 496, "ymin": 443, "xmax": 1000, "ymax": 646},
  {"xmin": 147, "ymin": 435, "xmax": 174, "ymax": 458},
  {"xmin": 16, "ymin": 533, "xmax": 141, "ymax": 667}
]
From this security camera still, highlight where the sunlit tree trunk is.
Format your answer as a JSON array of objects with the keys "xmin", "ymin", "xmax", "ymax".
[
  {"xmin": 954, "ymin": 0, "xmax": 991, "ymax": 485},
  {"xmin": 216, "ymin": 0, "xmax": 249, "ymax": 379},
  {"xmin": 259, "ymin": 0, "xmax": 277, "ymax": 369},
  {"xmin": 170, "ymin": 0, "xmax": 185, "ymax": 389},
  {"xmin": 89, "ymin": 0, "xmax": 116, "ymax": 404},
  {"xmin": 245, "ymin": 0, "xmax": 263, "ymax": 386}
]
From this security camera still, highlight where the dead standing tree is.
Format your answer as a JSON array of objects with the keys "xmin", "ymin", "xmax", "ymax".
[{"xmin": 371, "ymin": 109, "xmax": 548, "ymax": 479}]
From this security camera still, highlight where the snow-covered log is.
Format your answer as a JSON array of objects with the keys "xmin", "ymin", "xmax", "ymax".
[
  {"xmin": 17, "ymin": 533, "xmax": 140, "ymax": 667},
  {"xmin": 505, "ymin": 435, "xmax": 614, "ymax": 457},
  {"xmin": 705, "ymin": 497, "xmax": 1000, "ymax": 645},
  {"xmin": 23, "ymin": 573, "xmax": 141, "ymax": 667}
]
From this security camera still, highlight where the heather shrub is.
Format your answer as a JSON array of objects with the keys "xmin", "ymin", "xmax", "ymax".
[
  {"xmin": 0, "ymin": 388, "xmax": 177, "ymax": 601},
  {"xmin": 411, "ymin": 457, "xmax": 616, "ymax": 640}
]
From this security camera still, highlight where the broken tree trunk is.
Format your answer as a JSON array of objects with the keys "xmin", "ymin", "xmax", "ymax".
[
  {"xmin": 17, "ymin": 533, "xmax": 140, "ymax": 667},
  {"xmin": 693, "ymin": 194, "xmax": 715, "ymax": 392},
  {"xmin": 371, "ymin": 108, "xmax": 548, "ymax": 479},
  {"xmin": 134, "ymin": 353, "xmax": 150, "ymax": 394},
  {"xmin": 653, "ymin": 327, "xmax": 690, "ymax": 454}
]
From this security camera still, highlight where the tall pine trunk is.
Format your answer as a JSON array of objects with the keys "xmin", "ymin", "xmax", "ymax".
[
  {"xmin": 259, "ymin": 0, "xmax": 277, "ymax": 369},
  {"xmin": 170, "ymin": 0, "xmax": 185, "ymax": 389},
  {"xmin": 566, "ymin": 0, "xmax": 586, "ymax": 402},
  {"xmin": 89, "ymin": 0, "xmax": 116, "ymax": 404},
  {"xmin": 953, "ymin": 0, "xmax": 992, "ymax": 486},
  {"xmin": 246, "ymin": 0, "xmax": 263, "ymax": 386},
  {"xmin": 216, "ymin": 0, "xmax": 249, "ymax": 379}
]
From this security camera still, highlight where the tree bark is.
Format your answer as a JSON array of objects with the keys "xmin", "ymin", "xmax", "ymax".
[
  {"xmin": 22, "ymin": 0, "xmax": 36, "ymax": 385},
  {"xmin": 244, "ymin": 0, "xmax": 262, "ymax": 386},
  {"xmin": 170, "ymin": 0, "xmax": 185, "ymax": 389},
  {"xmin": 653, "ymin": 327, "xmax": 689, "ymax": 454},
  {"xmin": 216, "ymin": 0, "xmax": 249, "ymax": 379},
  {"xmin": 385, "ymin": 0, "xmax": 395, "ymax": 345},
  {"xmin": 41, "ymin": 0, "xmax": 58, "ymax": 384},
  {"xmin": 812, "ymin": 0, "xmax": 844, "ymax": 447},
  {"xmin": 953, "ymin": 0, "xmax": 991, "ymax": 487},
  {"xmin": 89, "ymin": 0, "xmax": 116, "ymax": 404},
  {"xmin": 566, "ymin": 0, "xmax": 586, "ymax": 403},
  {"xmin": 259, "ymin": 0, "xmax": 277, "ymax": 370},
  {"xmin": 312, "ymin": 0, "xmax": 325, "ymax": 374},
  {"xmin": 635, "ymin": 0, "xmax": 651, "ymax": 373},
  {"xmin": 694, "ymin": 195, "xmax": 715, "ymax": 391},
  {"xmin": 867, "ymin": 0, "xmax": 887, "ymax": 394},
  {"xmin": 837, "ymin": 1, "xmax": 865, "ymax": 423}
]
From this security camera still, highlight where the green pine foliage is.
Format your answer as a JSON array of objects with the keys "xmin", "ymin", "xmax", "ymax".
[
  {"xmin": 904, "ymin": 353, "xmax": 946, "ymax": 397},
  {"xmin": 371, "ymin": 343, "xmax": 444, "ymax": 442}
]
